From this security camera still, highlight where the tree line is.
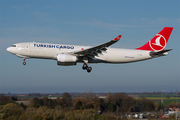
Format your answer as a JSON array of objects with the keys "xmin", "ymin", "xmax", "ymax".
[
  {"xmin": 1, "ymin": 92, "xmax": 157, "ymax": 112},
  {"xmin": 0, "ymin": 92, "xmax": 179, "ymax": 120}
]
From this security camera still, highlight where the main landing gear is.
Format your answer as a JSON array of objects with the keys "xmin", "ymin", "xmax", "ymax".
[
  {"xmin": 82, "ymin": 63, "xmax": 92, "ymax": 73},
  {"xmin": 23, "ymin": 58, "xmax": 26, "ymax": 65}
]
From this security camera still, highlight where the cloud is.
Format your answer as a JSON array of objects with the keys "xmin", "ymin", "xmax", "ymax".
[
  {"xmin": 13, "ymin": 5, "xmax": 31, "ymax": 10},
  {"xmin": 64, "ymin": 20, "xmax": 141, "ymax": 30},
  {"xmin": 46, "ymin": 6, "xmax": 60, "ymax": 8},
  {"xmin": 156, "ymin": 18, "xmax": 180, "ymax": 24},
  {"xmin": 0, "ymin": 26, "xmax": 77, "ymax": 49},
  {"xmin": 13, "ymin": 6, "xmax": 22, "ymax": 9},
  {"xmin": 32, "ymin": 12, "xmax": 51, "ymax": 21},
  {"xmin": 137, "ymin": 18, "xmax": 180, "ymax": 25}
]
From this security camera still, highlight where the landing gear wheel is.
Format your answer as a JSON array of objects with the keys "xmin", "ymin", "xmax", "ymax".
[
  {"xmin": 23, "ymin": 62, "xmax": 26, "ymax": 65},
  {"xmin": 87, "ymin": 67, "xmax": 92, "ymax": 73},
  {"xmin": 82, "ymin": 63, "xmax": 88, "ymax": 70}
]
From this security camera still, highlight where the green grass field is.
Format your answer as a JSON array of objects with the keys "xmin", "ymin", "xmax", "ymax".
[
  {"xmin": 137, "ymin": 97, "xmax": 180, "ymax": 106},
  {"xmin": 143, "ymin": 97, "xmax": 180, "ymax": 100},
  {"xmin": 139, "ymin": 94, "xmax": 179, "ymax": 97}
]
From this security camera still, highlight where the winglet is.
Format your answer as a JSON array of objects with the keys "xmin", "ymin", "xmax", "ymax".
[{"xmin": 114, "ymin": 35, "xmax": 121, "ymax": 41}]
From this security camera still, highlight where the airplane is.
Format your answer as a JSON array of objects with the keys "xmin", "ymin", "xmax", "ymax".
[{"xmin": 7, "ymin": 27, "xmax": 173, "ymax": 73}]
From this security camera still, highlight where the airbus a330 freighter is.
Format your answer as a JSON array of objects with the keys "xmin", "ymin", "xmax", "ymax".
[{"xmin": 7, "ymin": 27, "xmax": 173, "ymax": 73}]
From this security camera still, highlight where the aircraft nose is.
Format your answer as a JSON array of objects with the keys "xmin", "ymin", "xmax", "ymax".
[
  {"xmin": 7, "ymin": 47, "xmax": 10, "ymax": 52},
  {"xmin": 7, "ymin": 47, "xmax": 13, "ymax": 53}
]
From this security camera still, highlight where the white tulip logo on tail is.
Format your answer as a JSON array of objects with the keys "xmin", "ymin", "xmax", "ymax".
[
  {"xmin": 153, "ymin": 36, "xmax": 163, "ymax": 47},
  {"xmin": 149, "ymin": 34, "xmax": 166, "ymax": 51}
]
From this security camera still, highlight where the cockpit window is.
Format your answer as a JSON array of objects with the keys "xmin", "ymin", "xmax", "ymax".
[{"xmin": 11, "ymin": 45, "xmax": 16, "ymax": 47}]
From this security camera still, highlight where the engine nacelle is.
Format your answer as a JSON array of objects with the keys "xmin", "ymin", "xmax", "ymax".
[{"xmin": 57, "ymin": 54, "xmax": 77, "ymax": 66}]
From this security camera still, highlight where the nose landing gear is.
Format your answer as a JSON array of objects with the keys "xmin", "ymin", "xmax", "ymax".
[{"xmin": 23, "ymin": 58, "xmax": 26, "ymax": 65}]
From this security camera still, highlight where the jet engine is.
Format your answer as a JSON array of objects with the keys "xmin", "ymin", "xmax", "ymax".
[{"xmin": 57, "ymin": 54, "xmax": 77, "ymax": 66}]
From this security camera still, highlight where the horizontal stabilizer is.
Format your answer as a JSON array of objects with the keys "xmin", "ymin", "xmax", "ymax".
[{"xmin": 150, "ymin": 49, "xmax": 172, "ymax": 57}]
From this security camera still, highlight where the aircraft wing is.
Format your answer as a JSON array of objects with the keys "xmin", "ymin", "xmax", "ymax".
[{"xmin": 72, "ymin": 35, "xmax": 121, "ymax": 58}]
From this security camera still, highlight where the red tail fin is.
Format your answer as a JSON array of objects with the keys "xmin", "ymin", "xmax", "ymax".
[{"xmin": 136, "ymin": 27, "xmax": 173, "ymax": 51}]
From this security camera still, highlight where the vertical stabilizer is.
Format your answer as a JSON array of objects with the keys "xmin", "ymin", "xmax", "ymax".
[{"xmin": 136, "ymin": 27, "xmax": 173, "ymax": 51}]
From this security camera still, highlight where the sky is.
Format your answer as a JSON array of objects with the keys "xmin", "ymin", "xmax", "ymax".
[{"xmin": 0, "ymin": 0, "xmax": 180, "ymax": 94}]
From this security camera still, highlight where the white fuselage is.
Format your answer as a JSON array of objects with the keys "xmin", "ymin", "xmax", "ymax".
[{"xmin": 7, "ymin": 42, "xmax": 152, "ymax": 63}]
